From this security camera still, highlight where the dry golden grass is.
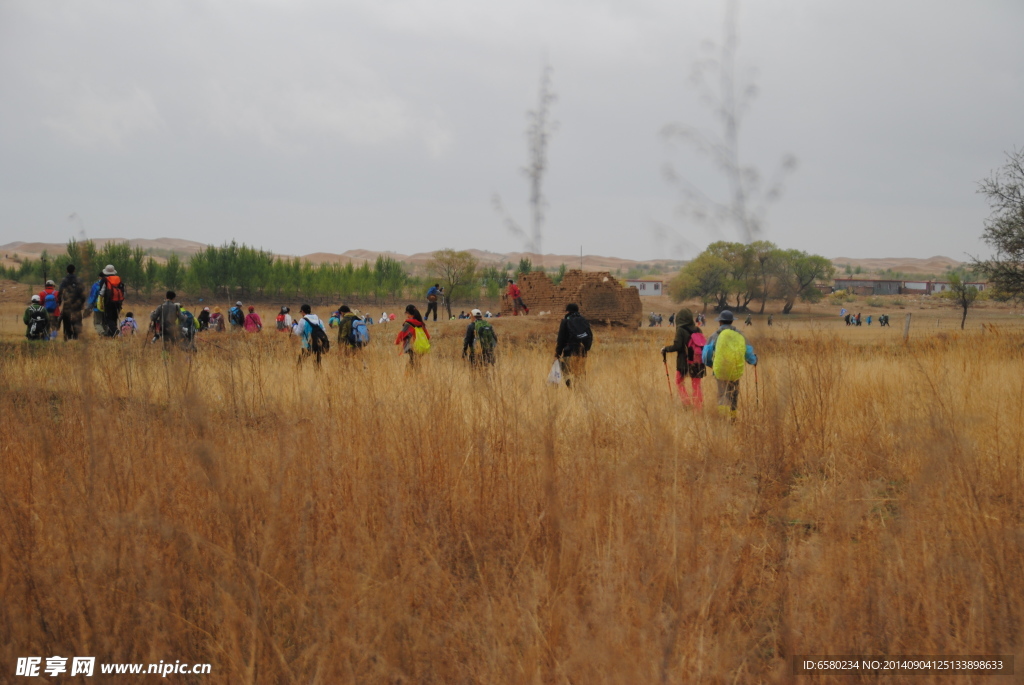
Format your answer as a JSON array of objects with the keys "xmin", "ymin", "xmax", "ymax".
[{"xmin": 1, "ymin": 302, "xmax": 1023, "ymax": 683}]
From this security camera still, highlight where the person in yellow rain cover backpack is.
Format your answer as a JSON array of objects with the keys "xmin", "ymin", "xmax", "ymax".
[{"xmin": 701, "ymin": 310, "xmax": 757, "ymax": 417}]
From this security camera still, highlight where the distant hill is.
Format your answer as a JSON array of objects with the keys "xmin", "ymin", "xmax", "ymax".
[
  {"xmin": 830, "ymin": 255, "xmax": 962, "ymax": 277},
  {"xmin": 0, "ymin": 238, "xmax": 207, "ymax": 268},
  {"xmin": 0, "ymin": 239, "xmax": 680, "ymax": 273},
  {"xmin": 301, "ymin": 248, "xmax": 684, "ymax": 274},
  {"xmin": 0, "ymin": 236, "xmax": 965, "ymax": 279}
]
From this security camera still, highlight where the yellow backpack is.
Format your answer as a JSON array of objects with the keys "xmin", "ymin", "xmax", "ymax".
[
  {"xmin": 712, "ymin": 329, "xmax": 746, "ymax": 381},
  {"xmin": 411, "ymin": 327, "xmax": 431, "ymax": 355}
]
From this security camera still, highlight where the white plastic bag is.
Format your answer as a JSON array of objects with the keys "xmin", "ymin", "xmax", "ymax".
[{"xmin": 547, "ymin": 359, "xmax": 563, "ymax": 385}]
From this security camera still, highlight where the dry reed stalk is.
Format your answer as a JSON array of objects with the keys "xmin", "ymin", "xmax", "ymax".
[{"xmin": 0, "ymin": 315, "xmax": 1021, "ymax": 683}]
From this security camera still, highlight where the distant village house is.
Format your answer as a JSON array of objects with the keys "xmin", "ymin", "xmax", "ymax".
[
  {"xmin": 832, "ymin": 278, "xmax": 987, "ymax": 295},
  {"xmin": 626, "ymin": 279, "xmax": 663, "ymax": 296}
]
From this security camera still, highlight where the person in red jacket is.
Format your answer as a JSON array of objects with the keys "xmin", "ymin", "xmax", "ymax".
[
  {"xmin": 38, "ymin": 279, "xmax": 61, "ymax": 339},
  {"xmin": 395, "ymin": 304, "xmax": 430, "ymax": 368},
  {"xmin": 506, "ymin": 279, "xmax": 529, "ymax": 315},
  {"xmin": 244, "ymin": 306, "xmax": 263, "ymax": 332}
]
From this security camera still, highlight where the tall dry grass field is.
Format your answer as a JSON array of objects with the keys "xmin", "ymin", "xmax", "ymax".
[{"xmin": 1, "ymin": 305, "xmax": 1022, "ymax": 683}]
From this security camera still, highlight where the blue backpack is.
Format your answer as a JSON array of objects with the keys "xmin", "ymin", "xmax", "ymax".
[
  {"xmin": 181, "ymin": 310, "xmax": 196, "ymax": 336},
  {"xmin": 350, "ymin": 319, "xmax": 370, "ymax": 347},
  {"xmin": 43, "ymin": 292, "xmax": 58, "ymax": 313},
  {"xmin": 229, "ymin": 306, "xmax": 244, "ymax": 326}
]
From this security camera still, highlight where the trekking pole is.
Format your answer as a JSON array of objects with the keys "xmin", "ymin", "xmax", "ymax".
[
  {"xmin": 754, "ymin": 365, "xmax": 760, "ymax": 407},
  {"xmin": 662, "ymin": 351, "xmax": 674, "ymax": 398}
]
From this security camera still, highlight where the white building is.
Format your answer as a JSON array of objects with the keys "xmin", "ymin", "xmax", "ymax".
[{"xmin": 626, "ymin": 279, "xmax": 663, "ymax": 296}]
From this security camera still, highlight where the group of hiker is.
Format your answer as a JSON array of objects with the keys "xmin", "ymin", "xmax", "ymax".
[
  {"xmin": 661, "ymin": 309, "xmax": 758, "ymax": 416},
  {"xmin": 740, "ymin": 313, "xmax": 774, "ymax": 327},
  {"xmin": 22, "ymin": 264, "xmax": 123, "ymax": 341},
  {"xmin": 21, "ymin": 268, "xmax": 761, "ymax": 416},
  {"xmin": 839, "ymin": 309, "xmax": 891, "ymax": 327}
]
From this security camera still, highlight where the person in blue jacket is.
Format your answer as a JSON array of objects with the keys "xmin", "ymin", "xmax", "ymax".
[
  {"xmin": 425, "ymin": 284, "xmax": 441, "ymax": 322},
  {"xmin": 701, "ymin": 310, "xmax": 758, "ymax": 416}
]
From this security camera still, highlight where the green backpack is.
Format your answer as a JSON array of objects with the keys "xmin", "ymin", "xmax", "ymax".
[
  {"xmin": 712, "ymin": 328, "xmax": 746, "ymax": 382},
  {"xmin": 474, "ymin": 320, "xmax": 497, "ymax": 350}
]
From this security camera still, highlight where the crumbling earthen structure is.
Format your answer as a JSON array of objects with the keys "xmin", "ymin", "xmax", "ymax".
[{"xmin": 502, "ymin": 270, "xmax": 642, "ymax": 327}]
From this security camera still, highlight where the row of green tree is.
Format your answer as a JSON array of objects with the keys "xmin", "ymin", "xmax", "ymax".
[
  {"xmin": 1, "ymin": 241, "xmax": 545, "ymax": 305},
  {"xmin": 669, "ymin": 241, "xmax": 834, "ymax": 313}
]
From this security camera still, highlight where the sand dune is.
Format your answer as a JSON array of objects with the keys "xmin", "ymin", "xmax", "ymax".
[
  {"xmin": 831, "ymin": 255, "xmax": 962, "ymax": 275},
  {"xmin": 0, "ymin": 238, "xmax": 207, "ymax": 260},
  {"xmin": 302, "ymin": 248, "xmax": 685, "ymax": 273}
]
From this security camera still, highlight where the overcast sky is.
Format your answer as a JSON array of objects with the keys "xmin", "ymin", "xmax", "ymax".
[{"xmin": 1, "ymin": 0, "xmax": 1021, "ymax": 261}]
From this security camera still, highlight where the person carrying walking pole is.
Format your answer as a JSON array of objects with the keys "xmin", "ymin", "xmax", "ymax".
[{"xmin": 661, "ymin": 307, "xmax": 706, "ymax": 408}]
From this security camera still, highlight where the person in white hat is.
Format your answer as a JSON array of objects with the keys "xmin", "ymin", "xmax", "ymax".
[
  {"xmin": 24, "ymin": 294, "xmax": 50, "ymax": 340},
  {"xmin": 98, "ymin": 264, "xmax": 125, "ymax": 337},
  {"xmin": 462, "ymin": 308, "xmax": 498, "ymax": 366},
  {"xmin": 197, "ymin": 306, "xmax": 211, "ymax": 332}
]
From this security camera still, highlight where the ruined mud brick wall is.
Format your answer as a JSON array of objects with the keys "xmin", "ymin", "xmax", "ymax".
[{"xmin": 503, "ymin": 270, "xmax": 642, "ymax": 327}]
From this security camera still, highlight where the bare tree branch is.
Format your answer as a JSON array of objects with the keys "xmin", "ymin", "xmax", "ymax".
[
  {"xmin": 659, "ymin": 0, "xmax": 797, "ymax": 249},
  {"xmin": 494, "ymin": 61, "xmax": 557, "ymax": 265}
]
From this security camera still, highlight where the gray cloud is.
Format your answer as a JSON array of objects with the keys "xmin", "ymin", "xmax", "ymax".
[{"xmin": 0, "ymin": 0, "xmax": 1021, "ymax": 260}]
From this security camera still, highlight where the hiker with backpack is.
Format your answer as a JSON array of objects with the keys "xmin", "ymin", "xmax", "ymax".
[
  {"xmin": 56, "ymin": 264, "xmax": 87, "ymax": 340},
  {"xmin": 38, "ymin": 279, "xmax": 61, "ymax": 339},
  {"xmin": 296, "ymin": 304, "xmax": 329, "ymax": 366},
  {"xmin": 85, "ymin": 272, "xmax": 105, "ymax": 336},
  {"xmin": 395, "ymin": 304, "xmax": 431, "ymax": 367},
  {"xmin": 180, "ymin": 306, "xmax": 197, "ymax": 351},
  {"xmin": 119, "ymin": 312, "xmax": 138, "ymax": 337},
  {"xmin": 507, "ymin": 279, "xmax": 529, "ymax": 315},
  {"xmin": 661, "ymin": 308, "xmax": 706, "ymax": 408},
  {"xmin": 744, "ymin": 314, "xmax": 753, "ymax": 327},
  {"xmin": 24, "ymin": 295, "xmax": 50, "ymax": 341},
  {"xmin": 463, "ymin": 308, "xmax": 498, "ymax": 366},
  {"xmin": 98, "ymin": 264, "xmax": 126, "ymax": 337},
  {"xmin": 229, "ymin": 301, "xmax": 245, "ymax": 330},
  {"xmin": 150, "ymin": 291, "xmax": 182, "ymax": 348},
  {"xmin": 210, "ymin": 307, "xmax": 225, "ymax": 332},
  {"xmin": 701, "ymin": 310, "xmax": 758, "ymax": 418},
  {"xmin": 276, "ymin": 306, "xmax": 293, "ymax": 332},
  {"xmin": 425, "ymin": 284, "xmax": 442, "ymax": 322},
  {"xmin": 244, "ymin": 306, "xmax": 263, "ymax": 332},
  {"xmin": 555, "ymin": 303, "xmax": 594, "ymax": 387},
  {"xmin": 337, "ymin": 305, "xmax": 369, "ymax": 351}
]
